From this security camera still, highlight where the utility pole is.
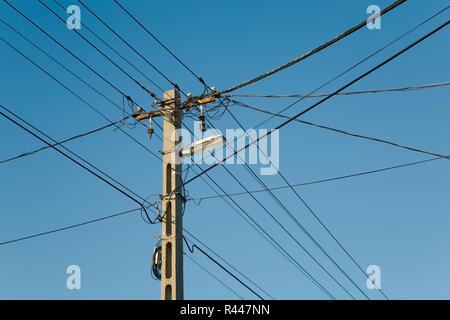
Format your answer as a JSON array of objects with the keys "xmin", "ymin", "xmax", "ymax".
[
  {"xmin": 133, "ymin": 88, "xmax": 219, "ymax": 300},
  {"xmin": 160, "ymin": 89, "xmax": 184, "ymax": 300}
]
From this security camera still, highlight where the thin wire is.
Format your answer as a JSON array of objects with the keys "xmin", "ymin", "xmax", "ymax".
[
  {"xmin": 184, "ymin": 253, "xmax": 244, "ymax": 300},
  {"xmin": 228, "ymin": 81, "xmax": 450, "ymax": 99},
  {"xmin": 77, "ymin": 0, "xmax": 181, "ymax": 92},
  {"xmin": 199, "ymin": 4, "xmax": 450, "ymax": 165},
  {"xmin": 51, "ymin": 0, "xmax": 165, "ymax": 95},
  {"xmin": 232, "ymin": 99, "xmax": 450, "ymax": 161},
  {"xmin": 0, "ymin": 208, "xmax": 141, "ymax": 246},
  {"xmin": 112, "ymin": 0, "xmax": 207, "ymax": 87},
  {"xmin": 217, "ymin": 108, "xmax": 370, "ymax": 299},
  {"xmin": 191, "ymin": 157, "xmax": 441, "ymax": 201},
  {"xmin": 1, "ymin": 0, "xmax": 140, "ymax": 105},
  {"xmin": 184, "ymin": 229, "xmax": 275, "ymax": 300},
  {"xmin": 0, "ymin": 119, "xmax": 123, "ymax": 165},
  {"xmin": 180, "ymin": 20, "xmax": 450, "ymax": 190},
  {"xmin": 0, "ymin": 21, "xmax": 164, "ymax": 162},
  {"xmin": 0, "ymin": 104, "xmax": 158, "ymax": 224},
  {"xmin": 183, "ymin": 236, "xmax": 264, "ymax": 300},
  {"xmin": 179, "ymin": 124, "xmax": 338, "ymax": 299},
  {"xmin": 217, "ymin": 0, "xmax": 407, "ymax": 95},
  {"xmin": 37, "ymin": 0, "xmax": 161, "ymax": 100}
]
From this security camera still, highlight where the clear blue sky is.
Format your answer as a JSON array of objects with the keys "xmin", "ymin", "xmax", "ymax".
[{"xmin": 0, "ymin": 0, "xmax": 449, "ymax": 299}]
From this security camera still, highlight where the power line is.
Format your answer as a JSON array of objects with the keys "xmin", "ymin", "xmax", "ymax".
[
  {"xmin": 51, "ymin": 0, "xmax": 166, "ymax": 94},
  {"xmin": 217, "ymin": 0, "xmax": 407, "ymax": 95},
  {"xmin": 2, "ymin": 0, "xmax": 142, "ymax": 105},
  {"xmin": 199, "ymin": 4, "xmax": 450, "ymax": 166},
  {"xmin": 183, "ymin": 253, "xmax": 244, "ymax": 299},
  {"xmin": 0, "ymin": 104, "xmax": 158, "ymax": 223},
  {"xmin": 179, "ymin": 123, "xmax": 344, "ymax": 299},
  {"xmin": 66, "ymin": 4, "xmax": 335, "ymax": 296},
  {"xmin": 115, "ymin": 0, "xmax": 380, "ymax": 298},
  {"xmin": 5, "ymin": 1, "xmax": 330, "ymax": 298},
  {"xmin": 77, "ymin": 0, "xmax": 181, "ymax": 92},
  {"xmin": 37, "ymin": 0, "xmax": 161, "ymax": 100},
  {"xmin": 0, "ymin": 20, "xmax": 163, "ymax": 162},
  {"xmin": 191, "ymin": 157, "xmax": 441, "ymax": 202},
  {"xmin": 0, "ymin": 208, "xmax": 141, "ymax": 246},
  {"xmin": 184, "ymin": 229, "xmax": 275, "ymax": 300},
  {"xmin": 112, "ymin": 0, "xmax": 207, "ymax": 87},
  {"xmin": 183, "ymin": 236, "xmax": 264, "ymax": 300},
  {"xmin": 0, "ymin": 118, "xmax": 123, "ymax": 166},
  {"xmin": 228, "ymin": 81, "xmax": 450, "ymax": 99},
  {"xmin": 100, "ymin": 7, "xmax": 339, "ymax": 295},
  {"xmin": 231, "ymin": 99, "xmax": 450, "ymax": 161},
  {"xmin": 219, "ymin": 107, "xmax": 371, "ymax": 299},
  {"xmin": 180, "ymin": 19, "xmax": 450, "ymax": 190}
]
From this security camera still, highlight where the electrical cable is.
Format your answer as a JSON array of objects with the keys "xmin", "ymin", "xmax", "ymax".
[
  {"xmin": 0, "ymin": 104, "xmax": 158, "ymax": 223},
  {"xmin": 183, "ymin": 236, "xmax": 264, "ymax": 300},
  {"xmin": 228, "ymin": 81, "xmax": 450, "ymax": 99},
  {"xmin": 51, "ymin": 0, "xmax": 165, "ymax": 94},
  {"xmin": 37, "ymin": 0, "xmax": 161, "ymax": 100},
  {"xmin": 0, "ymin": 208, "xmax": 141, "ymax": 246},
  {"xmin": 216, "ymin": 0, "xmax": 407, "ymax": 95},
  {"xmin": 184, "ymin": 253, "xmax": 244, "ymax": 300},
  {"xmin": 179, "ymin": 20, "xmax": 450, "ymax": 191}
]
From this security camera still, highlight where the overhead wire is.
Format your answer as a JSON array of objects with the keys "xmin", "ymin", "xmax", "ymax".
[
  {"xmin": 37, "ymin": 0, "xmax": 161, "ymax": 100},
  {"xmin": 231, "ymin": 99, "xmax": 450, "ymax": 161},
  {"xmin": 0, "ymin": 118, "xmax": 124, "ymax": 165},
  {"xmin": 114, "ymin": 0, "xmax": 369, "ymax": 297},
  {"xmin": 184, "ymin": 253, "xmax": 244, "ymax": 300},
  {"xmin": 191, "ymin": 156, "xmax": 442, "ymax": 202},
  {"xmin": 77, "ymin": 0, "xmax": 182, "ymax": 93},
  {"xmin": 0, "ymin": 104, "xmax": 159, "ymax": 223},
  {"xmin": 112, "ymin": 0, "xmax": 207, "ymax": 87},
  {"xmin": 216, "ymin": 0, "xmax": 408, "ymax": 95},
  {"xmin": 51, "ymin": 0, "xmax": 166, "ymax": 94},
  {"xmin": 183, "ymin": 236, "xmax": 264, "ymax": 300},
  {"xmin": 228, "ymin": 81, "xmax": 450, "ymax": 99},
  {"xmin": 184, "ymin": 229, "xmax": 275, "ymax": 300},
  {"xmin": 179, "ymin": 19, "xmax": 450, "ymax": 197},
  {"xmin": 0, "ymin": 208, "xmax": 141, "ymax": 246}
]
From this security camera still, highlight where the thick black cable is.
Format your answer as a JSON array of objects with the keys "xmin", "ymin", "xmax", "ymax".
[
  {"xmin": 228, "ymin": 81, "xmax": 450, "ymax": 99},
  {"xmin": 184, "ymin": 229, "xmax": 275, "ymax": 300},
  {"xmin": 0, "ymin": 104, "xmax": 157, "ymax": 223},
  {"xmin": 200, "ymin": 5, "xmax": 450, "ymax": 166},
  {"xmin": 219, "ymin": 109, "xmax": 371, "ymax": 299},
  {"xmin": 112, "ymin": 0, "xmax": 206, "ymax": 86},
  {"xmin": 183, "ymin": 236, "xmax": 264, "ymax": 300},
  {"xmin": 2, "ymin": 0, "xmax": 142, "ymax": 105},
  {"xmin": 77, "ymin": 0, "xmax": 180, "ymax": 92},
  {"xmin": 180, "ymin": 20, "xmax": 450, "ymax": 189},
  {"xmin": 37, "ymin": 0, "xmax": 160, "ymax": 100},
  {"xmin": 51, "ymin": 0, "xmax": 165, "ymax": 95},
  {"xmin": 217, "ymin": 0, "xmax": 407, "ymax": 95},
  {"xmin": 180, "ymin": 124, "xmax": 338, "ymax": 299},
  {"xmin": 232, "ymin": 100, "xmax": 450, "ymax": 161},
  {"xmin": 0, "ymin": 25, "xmax": 162, "ymax": 162},
  {"xmin": 184, "ymin": 253, "xmax": 244, "ymax": 300}
]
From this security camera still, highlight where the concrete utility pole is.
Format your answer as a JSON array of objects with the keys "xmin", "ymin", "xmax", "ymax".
[
  {"xmin": 160, "ymin": 89, "xmax": 184, "ymax": 300},
  {"xmin": 133, "ymin": 88, "xmax": 219, "ymax": 300}
]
